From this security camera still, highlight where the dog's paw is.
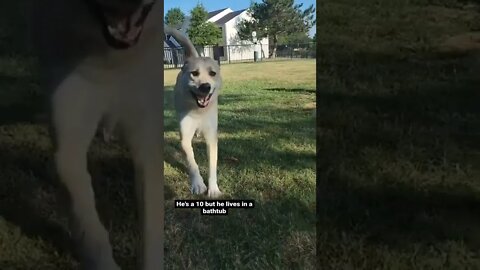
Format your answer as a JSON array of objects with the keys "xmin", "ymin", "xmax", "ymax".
[
  {"xmin": 190, "ymin": 178, "xmax": 207, "ymax": 194},
  {"xmin": 207, "ymin": 186, "xmax": 222, "ymax": 198}
]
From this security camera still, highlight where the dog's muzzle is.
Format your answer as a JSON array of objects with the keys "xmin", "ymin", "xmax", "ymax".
[
  {"xmin": 191, "ymin": 85, "xmax": 214, "ymax": 108},
  {"xmin": 87, "ymin": 1, "xmax": 155, "ymax": 49}
]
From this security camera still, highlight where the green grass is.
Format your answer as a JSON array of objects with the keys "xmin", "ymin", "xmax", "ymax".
[
  {"xmin": 318, "ymin": 0, "xmax": 480, "ymax": 268},
  {"xmin": 0, "ymin": 0, "xmax": 316, "ymax": 266}
]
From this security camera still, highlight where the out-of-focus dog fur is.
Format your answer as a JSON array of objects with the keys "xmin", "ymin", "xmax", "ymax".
[
  {"xmin": 165, "ymin": 26, "xmax": 223, "ymax": 198},
  {"xmin": 31, "ymin": 0, "xmax": 164, "ymax": 269}
]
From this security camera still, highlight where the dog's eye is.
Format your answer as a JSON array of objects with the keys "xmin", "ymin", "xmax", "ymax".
[
  {"xmin": 209, "ymin": 71, "xmax": 216, "ymax": 76},
  {"xmin": 191, "ymin": 71, "xmax": 199, "ymax": 77}
]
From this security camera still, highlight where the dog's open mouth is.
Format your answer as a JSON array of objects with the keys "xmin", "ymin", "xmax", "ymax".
[
  {"xmin": 106, "ymin": 22, "xmax": 144, "ymax": 47},
  {"xmin": 88, "ymin": 1, "xmax": 155, "ymax": 49},
  {"xmin": 191, "ymin": 91, "xmax": 213, "ymax": 108}
]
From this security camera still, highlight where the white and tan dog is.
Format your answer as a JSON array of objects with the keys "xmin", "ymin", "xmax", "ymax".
[
  {"xmin": 165, "ymin": 27, "xmax": 223, "ymax": 198},
  {"xmin": 32, "ymin": 0, "xmax": 164, "ymax": 269}
]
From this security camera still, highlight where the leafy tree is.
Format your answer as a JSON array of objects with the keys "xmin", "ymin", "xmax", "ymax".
[
  {"xmin": 237, "ymin": 0, "xmax": 315, "ymax": 58},
  {"xmin": 187, "ymin": 4, "xmax": 222, "ymax": 47},
  {"xmin": 165, "ymin": 8, "xmax": 185, "ymax": 29},
  {"xmin": 278, "ymin": 32, "xmax": 312, "ymax": 45}
]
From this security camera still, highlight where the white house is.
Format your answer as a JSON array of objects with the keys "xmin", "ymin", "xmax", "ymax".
[{"xmin": 166, "ymin": 8, "xmax": 269, "ymax": 63}]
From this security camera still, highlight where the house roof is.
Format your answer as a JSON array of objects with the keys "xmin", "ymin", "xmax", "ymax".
[
  {"xmin": 164, "ymin": 35, "xmax": 181, "ymax": 48},
  {"xmin": 207, "ymin": 8, "xmax": 228, "ymax": 20},
  {"xmin": 213, "ymin": 9, "xmax": 246, "ymax": 25}
]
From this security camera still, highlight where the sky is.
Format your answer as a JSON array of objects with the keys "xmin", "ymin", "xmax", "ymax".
[{"xmin": 164, "ymin": 0, "xmax": 316, "ymax": 37}]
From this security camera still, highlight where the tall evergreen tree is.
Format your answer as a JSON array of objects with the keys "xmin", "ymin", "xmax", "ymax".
[
  {"xmin": 187, "ymin": 4, "xmax": 222, "ymax": 47},
  {"xmin": 165, "ymin": 7, "xmax": 185, "ymax": 29}
]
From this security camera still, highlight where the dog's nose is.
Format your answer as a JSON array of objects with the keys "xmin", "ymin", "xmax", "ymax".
[{"xmin": 198, "ymin": 83, "xmax": 211, "ymax": 94}]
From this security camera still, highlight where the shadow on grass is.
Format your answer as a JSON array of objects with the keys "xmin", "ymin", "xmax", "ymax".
[
  {"xmin": 0, "ymin": 133, "xmax": 176, "ymax": 266},
  {"xmin": 0, "ymin": 138, "xmax": 74, "ymax": 257},
  {"xmin": 317, "ymin": 46, "xmax": 480, "ymax": 253},
  {"xmin": 0, "ymin": 71, "xmax": 46, "ymax": 125},
  {"xmin": 164, "ymin": 135, "xmax": 315, "ymax": 174},
  {"xmin": 0, "ymin": 101, "xmax": 45, "ymax": 125},
  {"xmin": 320, "ymin": 175, "xmax": 480, "ymax": 249}
]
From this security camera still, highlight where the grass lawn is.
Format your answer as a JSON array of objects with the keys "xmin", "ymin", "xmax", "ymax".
[
  {"xmin": 0, "ymin": 0, "xmax": 317, "ymax": 265},
  {"xmin": 317, "ymin": 0, "xmax": 480, "ymax": 268}
]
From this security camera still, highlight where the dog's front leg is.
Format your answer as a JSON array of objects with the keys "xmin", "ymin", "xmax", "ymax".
[
  {"xmin": 203, "ymin": 113, "xmax": 222, "ymax": 198},
  {"xmin": 179, "ymin": 115, "xmax": 207, "ymax": 194},
  {"xmin": 123, "ymin": 107, "xmax": 164, "ymax": 270},
  {"xmin": 52, "ymin": 78, "xmax": 119, "ymax": 270}
]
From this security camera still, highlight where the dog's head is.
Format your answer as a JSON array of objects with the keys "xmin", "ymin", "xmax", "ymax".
[
  {"xmin": 180, "ymin": 57, "xmax": 222, "ymax": 108},
  {"xmin": 88, "ymin": 0, "xmax": 155, "ymax": 49}
]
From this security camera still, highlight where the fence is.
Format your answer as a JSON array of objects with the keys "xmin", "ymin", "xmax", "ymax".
[{"xmin": 164, "ymin": 42, "xmax": 316, "ymax": 69}]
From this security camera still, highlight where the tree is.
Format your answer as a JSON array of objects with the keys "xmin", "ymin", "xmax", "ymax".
[
  {"xmin": 187, "ymin": 4, "xmax": 222, "ymax": 48},
  {"xmin": 237, "ymin": 0, "xmax": 315, "ymax": 58},
  {"xmin": 165, "ymin": 8, "xmax": 185, "ymax": 29},
  {"xmin": 278, "ymin": 32, "xmax": 312, "ymax": 45}
]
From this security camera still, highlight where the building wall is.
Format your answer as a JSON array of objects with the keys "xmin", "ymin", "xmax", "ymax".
[{"xmin": 223, "ymin": 11, "xmax": 269, "ymax": 61}]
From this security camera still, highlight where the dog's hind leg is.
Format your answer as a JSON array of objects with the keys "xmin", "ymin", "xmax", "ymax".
[
  {"xmin": 52, "ymin": 77, "xmax": 118, "ymax": 270},
  {"xmin": 179, "ymin": 115, "xmax": 207, "ymax": 194},
  {"xmin": 203, "ymin": 112, "xmax": 222, "ymax": 198}
]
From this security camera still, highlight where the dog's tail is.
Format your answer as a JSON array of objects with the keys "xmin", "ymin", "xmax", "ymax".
[{"xmin": 164, "ymin": 25, "xmax": 199, "ymax": 59}]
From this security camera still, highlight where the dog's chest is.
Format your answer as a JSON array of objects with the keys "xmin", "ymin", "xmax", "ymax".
[{"xmin": 76, "ymin": 48, "xmax": 161, "ymax": 84}]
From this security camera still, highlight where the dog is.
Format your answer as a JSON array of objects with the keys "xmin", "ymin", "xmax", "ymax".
[
  {"xmin": 31, "ymin": 0, "xmax": 164, "ymax": 269},
  {"xmin": 165, "ymin": 26, "xmax": 223, "ymax": 198}
]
